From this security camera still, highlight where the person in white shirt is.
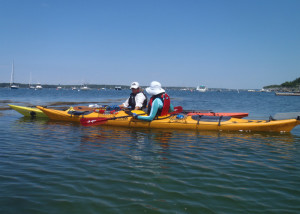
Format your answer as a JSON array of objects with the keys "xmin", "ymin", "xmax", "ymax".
[{"xmin": 119, "ymin": 82, "xmax": 147, "ymax": 110}]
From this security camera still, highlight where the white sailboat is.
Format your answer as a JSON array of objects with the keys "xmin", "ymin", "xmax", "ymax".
[{"xmin": 10, "ymin": 61, "xmax": 19, "ymax": 89}]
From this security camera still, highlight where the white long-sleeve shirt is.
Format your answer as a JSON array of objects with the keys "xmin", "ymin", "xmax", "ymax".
[{"xmin": 122, "ymin": 92, "xmax": 147, "ymax": 109}]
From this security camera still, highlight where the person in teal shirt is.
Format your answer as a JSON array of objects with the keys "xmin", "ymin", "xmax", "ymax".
[{"xmin": 133, "ymin": 81, "xmax": 174, "ymax": 122}]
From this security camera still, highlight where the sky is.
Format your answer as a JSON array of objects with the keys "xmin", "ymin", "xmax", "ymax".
[{"xmin": 0, "ymin": 0, "xmax": 299, "ymax": 89}]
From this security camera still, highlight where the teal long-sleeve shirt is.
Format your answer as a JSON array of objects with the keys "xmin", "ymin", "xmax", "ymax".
[{"xmin": 136, "ymin": 98, "xmax": 174, "ymax": 122}]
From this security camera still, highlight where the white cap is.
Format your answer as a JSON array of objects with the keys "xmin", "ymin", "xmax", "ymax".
[
  {"xmin": 130, "ymin": 82, "xmax": 139, "ymax": 89},
  {"xmin": 146, "ymin": 81, "xmax": 165, "ymax": 95}
]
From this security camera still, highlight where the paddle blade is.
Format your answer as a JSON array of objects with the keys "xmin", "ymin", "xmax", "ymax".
[{"xmin": 80, "ymin": 117, "xmax": 108, "ymax": 126}]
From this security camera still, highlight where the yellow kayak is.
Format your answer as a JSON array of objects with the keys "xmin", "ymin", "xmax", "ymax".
[
  {"xmin": 9, "ymin": 104, "xmax": 73, "ymax": 118},
  {"xmin": 9, "ymin": 104, "xmax": 48, "ymax": 118},
  {"xmin": 36, "ymin": 106, "xmax": 300, "ymax": 133}
]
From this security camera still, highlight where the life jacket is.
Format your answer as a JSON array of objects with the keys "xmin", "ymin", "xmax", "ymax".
[
  {"xmin": 128, "ymin": 91, "xmax": 147, "ymax": 110},
  {"xmin": 147, "ymin": 92, "xmax": 171, "ymax": 116}
]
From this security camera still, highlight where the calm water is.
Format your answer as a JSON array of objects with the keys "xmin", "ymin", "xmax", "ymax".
[{"xmin": 1, "ymin": 88, "xmax": 300, "ymax": 213}]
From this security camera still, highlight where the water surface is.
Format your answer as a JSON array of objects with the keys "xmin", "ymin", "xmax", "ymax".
[{"xmin": 1, "ymin": 88, "xmax": 300, "ymax": 213}]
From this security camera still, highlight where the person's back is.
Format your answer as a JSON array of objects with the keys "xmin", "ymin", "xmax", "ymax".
[{"xmin": 134, "ymin": 81, "xmax": 173, "ymax": 121}]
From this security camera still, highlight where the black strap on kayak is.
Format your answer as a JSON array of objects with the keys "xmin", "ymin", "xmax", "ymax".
[
  {"xmin": 197, "ymin": 115, "xmax": 202, "ymax": 125},
  {"xmin": 191, "ymin": 115, "xmax": 230, "ymax": 125},
  {"xmin": 191, "ymin": 115, "xmax": 203, "ymax": 124},
  {"xmin": 218, "ymin": 116, "xmax": 223, "ymax": 126}
]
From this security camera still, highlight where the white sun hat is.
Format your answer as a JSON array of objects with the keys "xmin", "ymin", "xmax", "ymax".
[
  {"xmin": 146, "ymin": 81, "xmax": 165, "ymax": 95},
  {"xmin": 130, "ymin": 82, "xmax": 139, "ymax": 89}
]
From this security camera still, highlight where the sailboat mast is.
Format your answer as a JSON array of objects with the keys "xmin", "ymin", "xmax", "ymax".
[
  {"xmin": 29, "ymin": 72, "xmax": 32, "ymax": 87},
  {"xmin": 10, "ymin": 61, "xmax": 14, "ymax": 85},
  {"xmin": 9, "ymin": 60, "xmax": 19, "ymax": 89}
]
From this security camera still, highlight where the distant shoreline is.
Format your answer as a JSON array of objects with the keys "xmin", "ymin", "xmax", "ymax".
[
  {"xmin": 1, "ymin": 83, "xmax": 191, "ymax": 90},
  {"xmin": 0, "ymin": 83, "xmax": 255, "ymax": 91},
  {"xmin": 0, "ymin": 83, "xmax": 226, "ymax": 90},
  {"xmin": 1, "ymin": 83, "xmax": 299, "ymax": 92}
]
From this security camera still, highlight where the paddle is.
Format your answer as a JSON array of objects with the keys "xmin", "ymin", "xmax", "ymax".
[
  {"xmin": 80, "ymin": 112, "xmax": 146, "ymax": 127},
  {"xmin": 80, "ymin": 106, "xmax": 183, "ymax": 127},
  {"xmin": 73, "ymin": 105, "xmax": 211, "ymax": 115}
]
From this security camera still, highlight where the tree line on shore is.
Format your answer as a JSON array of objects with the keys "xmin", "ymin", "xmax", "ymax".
[{"xmin": 264, "ymin": 77, "xmax": 300, "ymax": 91}]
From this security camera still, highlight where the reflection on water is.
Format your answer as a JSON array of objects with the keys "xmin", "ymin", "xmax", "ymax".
[
  {"xmin": 75, "ymin": 124, "xmax": 299, "ymax": 163},
  {"xmin": 11, "ymin": 117, "xmax": 299, "ymax": 163}
]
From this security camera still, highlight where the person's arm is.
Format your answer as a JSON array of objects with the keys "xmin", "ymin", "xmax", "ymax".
[
  {"xmin": 136, "ymin": 99, "xmax": 163, "ymax": 122},
  {"xmin": 134, "ymin": 93, "xmax": 147, "ymax": 110},
  {"xmin": 119, "ymin": 98, "xmax": 129, "ymax": 108}
]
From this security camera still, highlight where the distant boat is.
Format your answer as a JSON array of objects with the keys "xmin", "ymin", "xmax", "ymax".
[
  {"xmin": 56, "ymin": 85, "xmax": 62, "ymax": 90},
  {"xmin": 260, "ymin": 88, "xmax": 271, "ymax": 92},
  {"xmin": 196, "ymin": 85, "xmax": 207, "ymax": 92},
  {"xmin": 71, "ymin": 87, "xmax": 77, "ymax": 90},
  {"xmin": 115, "ymin": 86, "xmax": 122, "ymax": 90},
  {"xmin": 35, "ymin": 83, "xmax": 43, "ymax": 90},
  {"xmin": 80, "ymin": 85, "xmax": 91, "ymax": 90},
  {"xmin": 10, "ymin": 61, "xmax": 19, "ymax": 89}
]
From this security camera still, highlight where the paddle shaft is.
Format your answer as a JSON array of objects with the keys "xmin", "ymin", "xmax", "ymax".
[
  {"xmin": 81, "ymin": 106, "xmax": 183, "ymax": 127},
  {"xmin": 80, "ymin": 113, "xmax": 146, "ymax": 126},
  {"xmin": 74, "ymin": 106, "xmax": 208, "ymax": 114}
]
